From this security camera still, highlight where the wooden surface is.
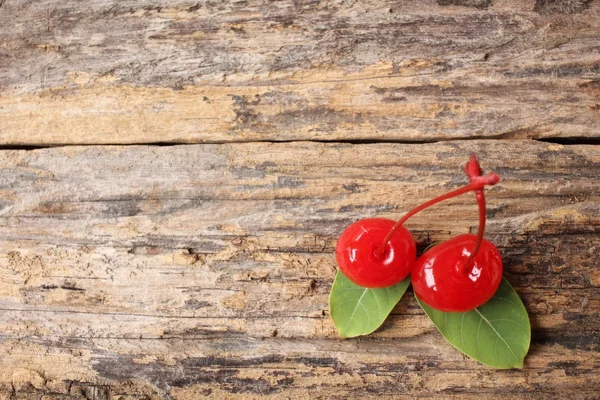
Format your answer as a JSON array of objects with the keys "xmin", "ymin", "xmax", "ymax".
[
  {"xmin": 0, "ymin": 141, "xmax": 598, "ymax": 399},
  {"xmin": 1, "ymin": 0, "xmax": 600, "ymax": 144},
  {"xmin": 1, "ymin": 1, "xmax": 600, "ymax": 399}
]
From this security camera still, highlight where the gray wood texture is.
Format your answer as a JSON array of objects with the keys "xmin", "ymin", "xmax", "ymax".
[
  {"xmin": 0, "ymin": 141, "xmax": 598, "ymax": 398},
  {"xmin": 1, "ymin": 0, "xmax": 600, "ymax": 398},
  {"xmin": 1, "ymin": 0, "xmax": 599, "ymax": 144}
]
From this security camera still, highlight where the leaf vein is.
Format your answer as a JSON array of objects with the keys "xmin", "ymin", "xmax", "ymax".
[
  {"xmin": 474, "ymin": 308, "xmax": 518, "ymax": 362},
  {"xmin": 371, "ymin": 290, "xmax": 383, "ymax": 319},
  {"xmin": 491, "ymin": 296, "xmax": 520, "ymax": 308},
  {"xmin": 476, "ymin": 317, "xmax": 483, "ymax": 358},
  {"xmin": 331, "ymin": 299, "xmax": 366, "ymax": 312},
  {"xmin": 487, "ymin": 318, "xmax": 526, "ymax": 329},
  {"xmin": 342, "ymin": 289, "xmax": 368, "ymax": 332}
]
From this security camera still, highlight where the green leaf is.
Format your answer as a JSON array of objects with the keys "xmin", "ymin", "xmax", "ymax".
[
  {"xmin": 416, "ymin": 277, "xmax": 531, "ymax": 369},
  {"xmin": 329, "ymin": 270, "xmax": 410, "ymax": 338}
]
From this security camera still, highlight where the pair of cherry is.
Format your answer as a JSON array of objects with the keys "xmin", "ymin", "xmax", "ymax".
[{"xmin": 335, "ymin": 155, "xmax": 503, "ymax": 312}]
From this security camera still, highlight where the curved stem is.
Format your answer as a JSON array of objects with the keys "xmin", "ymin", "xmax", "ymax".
[
  {"xmin": 460, "ymin": 190, "xmax": 486, "ymax": 275},
  {"xmin": 376, "ymin": 183, "xmax": 477, "ymax": 257},
  {"xmin": 376, "ymin": 169, "xmax": 499, "ymax": 259}
]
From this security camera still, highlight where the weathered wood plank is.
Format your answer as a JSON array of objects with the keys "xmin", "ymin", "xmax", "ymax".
[
  {"xmin": 1, "ymin": 1, "xmax": 599, "ymax": 144},
  {"xmin": 0, "ymin": 337, "xmax": 599, "ymax": 399},
  {"xmin": 0, "ymin": 140, "xmax": 598, "ymax": 398}
]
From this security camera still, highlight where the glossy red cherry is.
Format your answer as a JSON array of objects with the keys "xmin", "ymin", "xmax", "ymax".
[
  {"xmin": 334, "ymin": 155, "xmax": 499, "ymax": 292},
  {"xmin": 412, "ymin": 155, "xmax": 502, "ymax": 312},
  {"xmin": 411, "ymin": 234, "xmax": 503, "ymax": 312},
  {"xmin": 336, "ymin": 218, "xmax": 416, "ymax": 288}
]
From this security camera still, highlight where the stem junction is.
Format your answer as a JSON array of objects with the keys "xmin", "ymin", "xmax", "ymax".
[{"xmin": 376, "ymin": 155, "xmax": 499, "ymax": 271}]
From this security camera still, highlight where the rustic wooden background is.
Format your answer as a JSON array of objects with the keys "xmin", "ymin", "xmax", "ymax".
[{"xmin": 1, "ymin": 0, "xmax": 599, "ymax": 399}]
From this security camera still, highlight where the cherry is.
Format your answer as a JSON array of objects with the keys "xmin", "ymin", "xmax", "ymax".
[
  {"xmin": 335, "ymin": 155, "xmax": 500, "ymax": 291},
  {"xmin": 335, "ymin": 218, "xmax": 416, "ymax": 288},
  {"xmin": 411, "ymin": 234, "xmax": 502, "ymax": 312},
  {"xmin": 412, "ymin": 155, "xmax": 502, "ymax": 312}
]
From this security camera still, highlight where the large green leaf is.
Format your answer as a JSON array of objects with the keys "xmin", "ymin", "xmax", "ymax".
[
  {"xmin": 329, "ymin": 270, "xmax": 410, "ymax": 338},
  {"xmin": 416, "ymin": 277, "xmax": 531, "ymax": 369}
]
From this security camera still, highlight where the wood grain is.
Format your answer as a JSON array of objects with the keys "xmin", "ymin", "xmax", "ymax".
[
  {"xmin": 0, "ymin": 140, "xmax": 598, "ymax": 398},
  {"xmin": 1, "ymin": 0, "xmax": 600, "ymax": 145}
]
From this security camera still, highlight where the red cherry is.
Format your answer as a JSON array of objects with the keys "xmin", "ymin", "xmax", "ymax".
[
  {"xmin": 411, "ymin": 234, "xmax": 503, "ymax": 312},
  {"xmin": 336, "ymin": 218, "xmax": 416, "ymax": 288},
  {"xmin": 334, "ymin": 155, "xmax": 499, "ymax": 292}
]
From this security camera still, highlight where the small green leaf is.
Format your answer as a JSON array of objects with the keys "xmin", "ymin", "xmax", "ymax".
[
  {"xmin": 329, "ymin": 270, "xmax": 410, "ymax": 338},
  {"xmin": 416, "ymin": 277, "xmax": 531, "ymax": 369}
]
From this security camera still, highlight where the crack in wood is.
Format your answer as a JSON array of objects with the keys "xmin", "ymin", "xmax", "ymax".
[{"xmin": 0, "ymin": 137, "xmax": 599, "ymax": 151}]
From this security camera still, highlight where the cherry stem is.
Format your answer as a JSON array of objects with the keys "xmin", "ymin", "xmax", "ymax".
[
  {"xmin": 376, "ymin": 182, "xmax": 476, "ymax": 258},
  {"xmin": 375, "ymin": 168, "xmax": 500, "ymax": 259},
  {"xmin": 460, "ymin": 190, "xmax": 487, "ymax": 275}
]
